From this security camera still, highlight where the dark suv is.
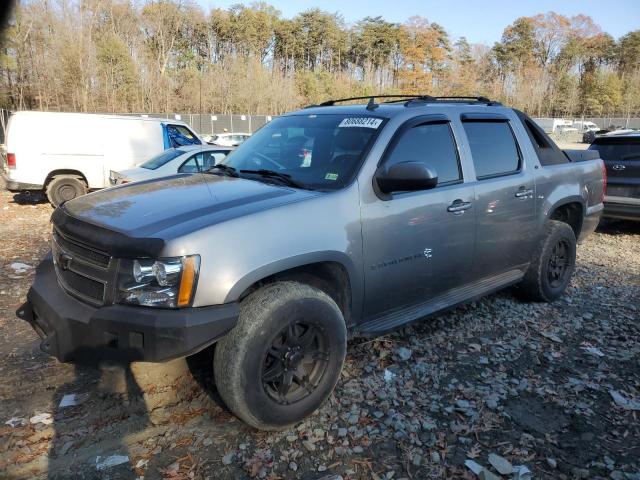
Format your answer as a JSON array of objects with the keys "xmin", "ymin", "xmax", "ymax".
[{"xmin": 589, "ymin": 133, "xmax": 640, "ymax": 221}]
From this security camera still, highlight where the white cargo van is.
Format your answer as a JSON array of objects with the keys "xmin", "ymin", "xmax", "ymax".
[
  {"xmin": 572, "ymin": 120, "xmax": 600, "ymax": 133},
  {"xmin": 2, "ymin": 112, "xmax": 201, "ymax": 205}
]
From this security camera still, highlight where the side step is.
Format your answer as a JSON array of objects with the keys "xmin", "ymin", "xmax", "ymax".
[{"xmin": 357, "ymin": 269, "xmax": 524, "ymax": 336}]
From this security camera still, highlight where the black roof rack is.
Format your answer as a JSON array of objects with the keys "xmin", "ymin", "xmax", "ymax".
[
  {"xmin": 305, "ymin": 95, "xmax": 501, "ymax": 110},
  {"xmin": 405, "ymin": 96, "xmax": 502, "ymax": 106},
  {"xmin": 305, "ymin": 95, "xmax": 433, "ymax": 110}
]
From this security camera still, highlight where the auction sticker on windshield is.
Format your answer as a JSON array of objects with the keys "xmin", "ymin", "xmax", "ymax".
[{"xmin": 338, "ymin": 117, "xmax": 383, "ymax": 129}]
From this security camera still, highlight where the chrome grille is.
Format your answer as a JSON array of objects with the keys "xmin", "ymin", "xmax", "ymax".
[{"xmin": 52, "ymin": 229, "xmax": 114, "ymax": 306}]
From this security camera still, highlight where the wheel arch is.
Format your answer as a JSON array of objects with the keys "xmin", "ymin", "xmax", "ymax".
[
  {"xmin": 225, "ymin": 253, "xmax": 361, "ymax": 326},
  {"xmin": 548, "ymin": 199, "xmax": 584, "ymax": 239},
  {"xmin": 44, "ymin": 170, "xmax": 89, "ymax": 190}
]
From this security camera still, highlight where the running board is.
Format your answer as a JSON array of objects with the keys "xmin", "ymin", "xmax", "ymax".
[{"xmin": 357, "ymin": 269, "xmax": 524, "ymax": 336}]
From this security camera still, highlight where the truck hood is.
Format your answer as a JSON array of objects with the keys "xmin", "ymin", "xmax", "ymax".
[{"xmin": 61, "ymin": 173, "xmax": 319, "ymax": 240}]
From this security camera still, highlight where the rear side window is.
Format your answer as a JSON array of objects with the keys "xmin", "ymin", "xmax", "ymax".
[
  {"xmin": 203, "ymin": 151, "xmax": 229, "ymax": 169},
  {"xmin": 178, "ymin": 154, "xmax": 201, "ymax": 173},
  {"xmin": 167, "ymin": 124, "xmax": 201, "ymax": 147},
  {"xmin": 140, "ymin": 149, "xmax": 184, "ymax": 170},
  {"xmin": 589, "ymin": 138, "xmax": 640, "ymax": 161},
  {"xmin": 514, "ymin": 109, "xmax": 568, "ymax": 166},
  {"xmin": 385, "ymin": 122, "xmax": 461, "ymax": 185},
  {"xmin": 463, "ymin": 121, "xmax": 521, "ymax": 178}
]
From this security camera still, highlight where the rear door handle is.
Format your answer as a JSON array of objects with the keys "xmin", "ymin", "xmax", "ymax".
[
  {"xmin": 612, "ymin": 164, "xmax": 626, "ymax": 171},
  {"xmin": 447, "ymin": 200, "xmax": 472, "ymax": 214},
  {"xmin": 515, "ymin": 187, "xmax": 534, "ymax": 198}
]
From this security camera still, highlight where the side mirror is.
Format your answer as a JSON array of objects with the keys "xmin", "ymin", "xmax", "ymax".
[{"xmin": 375, "ymin": 161, "xmax": 438, "ymax": 194}]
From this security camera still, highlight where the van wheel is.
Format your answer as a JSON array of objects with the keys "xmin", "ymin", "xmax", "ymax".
[
  {"xmin": 518, "ymin": 220, "xmax": 576, "ymax": 302},
  {"xmin": 46, "ymin": 175, "xmax": 87, "ymax": 206},
  {"xmin": 214, "ymin": 281, "xmax": 347, "ymax": 430}
]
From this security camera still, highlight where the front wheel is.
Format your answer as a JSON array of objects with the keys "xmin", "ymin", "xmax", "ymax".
[
  {"xmin": 213, "ymin": 282, "xmax": 347, "ymax": 430},
  {"xmin": 518, "ymin": 220, "xmax": 577, "ymax": 302}
]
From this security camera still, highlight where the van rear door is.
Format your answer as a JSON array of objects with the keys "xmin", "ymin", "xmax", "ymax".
[{"xmin": 102, "ymin": 118, "xmax": 165, "ymax": 187}]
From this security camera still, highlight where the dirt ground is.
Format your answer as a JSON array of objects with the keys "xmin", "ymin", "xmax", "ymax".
[{"xmin": 0, "ymin": 182, "xmax": 639, "ymax": 480}]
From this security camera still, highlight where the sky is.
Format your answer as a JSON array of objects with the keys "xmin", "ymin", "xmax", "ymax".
[{"xmin": 195, "ymin": 0, "xmax": 640, "ymax": 45}]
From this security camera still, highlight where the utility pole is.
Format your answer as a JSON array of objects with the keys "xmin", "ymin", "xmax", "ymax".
[{"xmin": 199, "ymin": 60, "xmax": 203, "ymax": 134}]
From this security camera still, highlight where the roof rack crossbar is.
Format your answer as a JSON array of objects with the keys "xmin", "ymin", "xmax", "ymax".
[
  {"xmin": 314, "ymin": 95, "xmax": 432, "ymax": 107},
  {"xmin": 305, "ymin": 95, "xmax": 501, "ymax": 109},
  {"xmin": 405, "ymin": 96, "xmax": 502, "ymax": 106}
]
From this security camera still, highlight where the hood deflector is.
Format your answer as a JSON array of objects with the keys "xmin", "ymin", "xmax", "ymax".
[{"xmin": 52, "ymin": 207, "xmax": 165, "ymax": 258}]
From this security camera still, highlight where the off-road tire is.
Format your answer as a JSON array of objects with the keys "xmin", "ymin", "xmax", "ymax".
[
  {"xmin": 213, "ymin": 281, "xmax": 347, "ymax": 430},
  {"xmin": 519, "ymin": 220, "xmax": 576, "ymax": 302},
  {"xmin": 46, "ymin": 175, "xmax": 87, "ymax": 207}
]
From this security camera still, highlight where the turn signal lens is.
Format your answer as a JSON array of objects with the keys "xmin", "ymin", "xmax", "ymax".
[{"xmin": 178, "ymin": 255, "xmax": 200, "ymax": 307}]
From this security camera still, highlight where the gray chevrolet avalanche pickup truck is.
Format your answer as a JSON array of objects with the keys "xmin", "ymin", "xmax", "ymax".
[{"xmin": 18, "ymin": 96, "xmax": 605, "ymax": 430}]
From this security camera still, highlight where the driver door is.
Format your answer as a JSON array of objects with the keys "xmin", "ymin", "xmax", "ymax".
[{"xmin": 361, "ymin": 116, "xmax": 476, "ymax": 319}]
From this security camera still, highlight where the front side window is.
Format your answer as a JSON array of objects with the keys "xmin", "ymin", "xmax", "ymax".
[
  {"xmin": 463, "ymin": 121, "xmax": 521, "ymax": 179},
  {"xmin": 384, "ymin": 122, "xmax": 461, "ymax": 185},
  {"xmin": 167, "ymin": 124, "xmax": 201, "ymax": 147},
  {"xmin": 140, "ymin": 148, "xmax": 185, "ymax": 170},
  {"xmin": 220, "ymin": 114, "xmax": 384, "ymax": 190}
]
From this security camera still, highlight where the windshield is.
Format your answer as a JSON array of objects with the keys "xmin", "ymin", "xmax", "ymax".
[
  {"xmin": 140, "ymin": 148, "xmax": 187, "ymax": 170},
  {"xmin": 590, "ymin": 138, "xmax": 640, "ymax": 161},
  {"xmin": 220, "ymin": 114, "xmax": 384, "ymax": 190}
]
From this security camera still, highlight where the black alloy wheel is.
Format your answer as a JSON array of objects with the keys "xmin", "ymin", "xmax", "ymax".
[
  {"xmin": 261, "ymin": 321, "xmax": 330, "ymax": 405},
  {"xmin": 547, "ymin": 239, "xmax": 571, "ymax": 288}
]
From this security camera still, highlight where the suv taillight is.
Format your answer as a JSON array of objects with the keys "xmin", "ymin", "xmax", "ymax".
[
  {"xmin": 601, "ymin": 161, "xmax": 607, "ymax": 202},
  {"xmin": 7, "ymin": 153, "xmax": 16, "ymax": 169}
]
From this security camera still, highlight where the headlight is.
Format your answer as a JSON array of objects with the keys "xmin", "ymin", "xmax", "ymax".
[{"xmin": 117, "ymin": 255, "xmax": 200, "ymax": 308}]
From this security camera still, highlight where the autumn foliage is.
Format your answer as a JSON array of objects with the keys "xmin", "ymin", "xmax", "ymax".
[{"xmin": 1, "ymin": 2, "xmax": 638, "ymax": 117}]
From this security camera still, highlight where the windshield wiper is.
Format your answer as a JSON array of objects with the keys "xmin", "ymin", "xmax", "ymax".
[
  {"xmin": 240, "ymin": 169, "xmax": 304, "ymax": 188},
  {"xmin": 207, "ymin": 164, "xmax": 239, "ymax": 177}
]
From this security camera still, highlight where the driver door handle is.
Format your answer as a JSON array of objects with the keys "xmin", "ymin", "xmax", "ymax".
[{"xmin": 447, "ymin": 200, "xmax": 472, "ymax": 214}]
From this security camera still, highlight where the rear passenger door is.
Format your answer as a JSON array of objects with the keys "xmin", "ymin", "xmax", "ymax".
[{"xmin": 461, "ymin": 114, "xmax": 537, "ymax": 279}]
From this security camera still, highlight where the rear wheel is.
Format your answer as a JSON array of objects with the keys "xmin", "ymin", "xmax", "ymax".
[
  {"xmin": 519, "ymin": 220, "xmax": 576, "ymax": 302},
  {"xmin": 213, "ymin": 281, "xmax": 347, "ymax": 430},
  {"xmin": 46, "ymin": 175, "xmax": 87, "ymax": 206}
]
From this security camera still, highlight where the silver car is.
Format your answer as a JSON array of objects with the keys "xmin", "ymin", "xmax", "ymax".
[
  {"xmin": 19, "ymin": 96, "xmax": 605, "ymax": 431},
  {"xmin": 109, "ymin": 145, "xmax": 234, "ymax": 185}
]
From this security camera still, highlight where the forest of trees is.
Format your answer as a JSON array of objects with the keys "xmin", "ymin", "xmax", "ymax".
[{"xmin": 1, "ymin": 0, "xmax": 639, "ymax": 117}]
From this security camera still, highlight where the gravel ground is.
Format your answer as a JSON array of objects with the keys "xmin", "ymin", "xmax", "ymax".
[{"xmin": 0, "ymin": 184, "xmax": 639, "ymax": 480}]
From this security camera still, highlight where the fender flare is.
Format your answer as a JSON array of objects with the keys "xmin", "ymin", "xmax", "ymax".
[
  {"xmin": 224, "ymin": 251, "xmax": 362, "ymax": 317},
  {"xmin": 544, "ymin": 195, "xmax": 585, "ymax": 219}
]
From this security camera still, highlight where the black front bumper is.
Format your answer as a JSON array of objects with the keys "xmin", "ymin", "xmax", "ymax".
[{"xmin": 18, "ymin": 255, "xmax": 239, "ymax": 363}]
